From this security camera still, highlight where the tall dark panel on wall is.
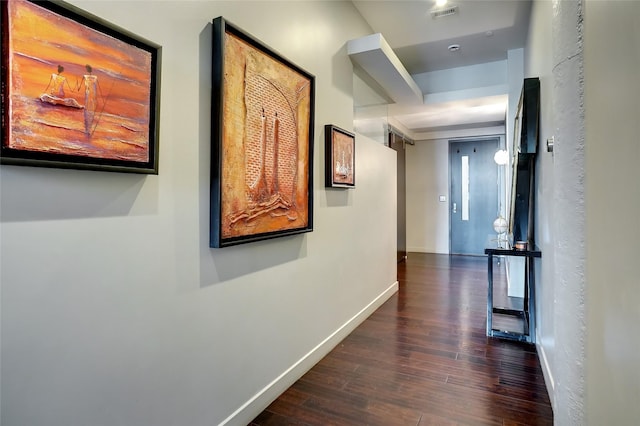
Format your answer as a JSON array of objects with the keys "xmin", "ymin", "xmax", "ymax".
[
  {"xmin": 520, "ymin": 78, "xmax": 541, "ymax": 154},
  {"xmin": 512, "ymin": 154, "xmax": 535, "ymax": 243},
  {"xmin": 509, "ymin": 77, "xmax": 540, "ymax": 246}
]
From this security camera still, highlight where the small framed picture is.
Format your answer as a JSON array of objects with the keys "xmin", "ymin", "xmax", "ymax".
[
  {"xmin": 1, "ymin": 0, "xmax": 161, "ymax": 174},
  {"xmin": 325, "ymin": 124, "xmax": 355, "ymax": 188}
]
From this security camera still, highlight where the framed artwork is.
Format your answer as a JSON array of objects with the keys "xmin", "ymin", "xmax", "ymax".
[
  {"xmin": 324, "ymin": 124, "xmax": 355, "ymax": 188},
  {"xmin": 1, "ymin": 0, "xmax": 161, "ymax": 174},
  {"xmin": 210, "ymin": 17, "xmax": 315, "ymax": 248}
]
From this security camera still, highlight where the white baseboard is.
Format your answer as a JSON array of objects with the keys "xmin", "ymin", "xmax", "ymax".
[
  {"xmin": 406, "ymin": 247, "xmax": 449, "ymax": 254},
  {"xmin": 407, "ymin": 246, "xmax": 427, "ymax": 252},
  {"xmin": 536, "ymin": 337, "xmax": 555, "ymax": 412},
  {"xmin": 219, "ymin": 281, "xmax": 400, "ymax": 426}
]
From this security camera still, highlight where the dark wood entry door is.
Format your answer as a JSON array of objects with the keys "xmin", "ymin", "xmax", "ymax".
[{"xmin": 389, "ymin": 133, "xmax": 406, "ymax": 263}]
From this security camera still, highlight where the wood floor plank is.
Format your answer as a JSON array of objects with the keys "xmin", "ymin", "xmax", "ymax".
[{"xmin": 251, "ymin": 253, "xmax": 553, "ymax": 425}]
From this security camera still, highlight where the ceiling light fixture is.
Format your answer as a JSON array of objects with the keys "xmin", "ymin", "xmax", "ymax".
[
  {"xmin": 448, "ymin": 44, "xmax": 461, "ymax": 52},
  {"xmin": 494, "ymin": 150, "xmax": 509, "ymax": 165},
  {"xmin": 435, "ymin": 0, "xmax": 448, "ymax": 7}
]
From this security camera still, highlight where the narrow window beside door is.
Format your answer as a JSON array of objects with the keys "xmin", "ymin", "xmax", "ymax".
[{"xmin": 461, "ymin": 155, "xmax": 469, "ymax": 221}]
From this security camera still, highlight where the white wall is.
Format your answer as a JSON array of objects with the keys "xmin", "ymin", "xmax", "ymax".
[
  {"xmin": 584, "ymin": 1, "xmax": 640, "ymax": 423},
  {"xmin": 525, "ymin": 0, "xmax": 587, "ymax": 421},
  {"xmin": 526, "ymin": 0, "xmax": 640, "ymax": 423},
  {"xmin": 405, "ymin": 139, "xmax": 450, "ymax": 254},
  {"xmin": 0, "ymin": 2, "xmax": 398, "ymax": 425},
  {"xmin": 414, "ymin": 61, "xmax": 508, "ymax": 105}
]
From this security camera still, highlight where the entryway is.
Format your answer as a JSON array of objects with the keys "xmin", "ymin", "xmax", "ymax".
[{"xmin": 449, "ymin": 138, "xmax": 500, "ymax": 255}]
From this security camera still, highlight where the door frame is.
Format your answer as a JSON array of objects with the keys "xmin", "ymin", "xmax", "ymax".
[{"xmin": 389, "ymin": 131, "xmax": 407, "ymax": 263}]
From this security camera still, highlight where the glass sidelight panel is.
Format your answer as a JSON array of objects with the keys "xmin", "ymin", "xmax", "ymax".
[{"xmin": 461, "ymin": 155, "xmax": 469, "ymax": 221}]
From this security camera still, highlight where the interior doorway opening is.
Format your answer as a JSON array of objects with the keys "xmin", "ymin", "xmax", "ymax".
[{"xmin": 388, "ymin": 128, "xmax": 415, "ymax": 263}]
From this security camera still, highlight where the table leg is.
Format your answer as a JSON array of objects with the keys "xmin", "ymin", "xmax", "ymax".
[
  {"xmin": 487, "ymin": 253, "xmax": 493, "ymax": 337},
  {"xmin": 528, "ymin": 256, "xmax": 536, "ymax": 343}
]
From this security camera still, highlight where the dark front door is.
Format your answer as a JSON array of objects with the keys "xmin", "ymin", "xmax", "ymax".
[
  {"xmin": 389, "ymin": 132, "xmax": 406, "ymax": 263},
  {"xmin": 449, "ymin": 138, "xmax": 499, "ymax": 255}
]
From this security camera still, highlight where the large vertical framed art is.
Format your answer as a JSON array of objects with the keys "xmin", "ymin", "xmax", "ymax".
[
  {"xmin": 210, "ymin": 17, "xmax": 315, "ymax": 248},
  {"xmin": 1, "ymin": 0, "xmax": 161, "ymax": 174}
]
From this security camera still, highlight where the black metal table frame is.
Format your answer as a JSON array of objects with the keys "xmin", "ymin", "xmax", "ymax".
[{"xmin": 484, "ymin": 243, "xmax": 541, "ymax": 343}]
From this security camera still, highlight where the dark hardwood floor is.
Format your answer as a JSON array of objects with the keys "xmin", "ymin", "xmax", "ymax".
[{"xmin": 250, "ymin": 253, "xmax": 553, "ymax": 425}]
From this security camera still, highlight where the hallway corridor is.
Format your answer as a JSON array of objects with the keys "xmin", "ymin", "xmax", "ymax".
[{"xmin": 251, "ymin": 253, "xmax": 553, "ymax": 425}]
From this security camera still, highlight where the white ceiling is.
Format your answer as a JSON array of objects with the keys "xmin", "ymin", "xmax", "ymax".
[{"xmin": 350, "ymin": 0, "xmax": 532, "ymax": 136}]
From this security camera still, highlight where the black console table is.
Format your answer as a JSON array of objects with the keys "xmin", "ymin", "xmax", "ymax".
[{"xmin": 484, "ymin": 240, "xmax": 541, "ymax": 343}]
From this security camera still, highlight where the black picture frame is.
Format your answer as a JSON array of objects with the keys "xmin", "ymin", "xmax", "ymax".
[
  {"xmin": 325, "ymin": 124, "xmax": 355, "ymax": 188},
  {"xmin": 1, "ymin": 0, "xmax": 161, "ymax": 174},
  {"xmin": 210, "ymin": 17, "xmax": 315, "ymax": 248}
]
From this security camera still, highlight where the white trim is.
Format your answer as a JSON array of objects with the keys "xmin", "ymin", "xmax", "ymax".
[
  {"xmin": 536, "ymin": 339, "xmax": 555, "ymax": 412},
  {"xmin": 219, "ymin": 281, "xmax": 400, "ymax": 426},
  {"xmin": 423, "ymin": 84, "xmax": 508, "ymax": 104},
  {"xmin": 414, "ymin": 126, "xmax": 505, "ymax": 141},
  {"xmin": 347, "ymin": 33, "xmax": 423, "ymax": 105},
  {"xmin": 406, "ymin": 246, "xmax": 449, "ymax": 255}
]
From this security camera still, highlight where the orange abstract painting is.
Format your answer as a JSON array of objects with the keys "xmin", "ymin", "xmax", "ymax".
[
  {"xmin": 1, "ymin": 0, "xmax": 160, "ymax": 173},
  {"xmin": 210, "ymin": 17, "xmax": 314, "ymax": 247}
]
